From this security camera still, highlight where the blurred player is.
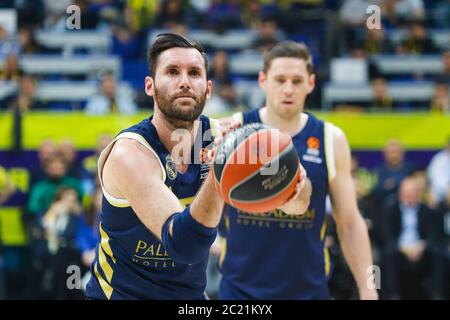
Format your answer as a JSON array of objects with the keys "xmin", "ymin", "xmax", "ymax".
[
  {"xmin": 85, "ymin": 33, "xmax": 225, "ymax": 299},
  {"xmin": 218, "ymin": 41, "xmax": 378, "ymax": 300}
]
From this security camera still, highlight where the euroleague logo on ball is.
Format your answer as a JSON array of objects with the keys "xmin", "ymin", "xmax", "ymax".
[{"xmin": 212, "ymin": 123, "xmax": 301, "ymax": 213}]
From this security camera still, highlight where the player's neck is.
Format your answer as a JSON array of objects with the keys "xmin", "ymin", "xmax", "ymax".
[
  {"xmin": 260, "ymin": 106, "xmax": 308, "ymax": 136},
  {"xmin": 151, "ymin": 111, "xmax": 198, "ymax": 165}
]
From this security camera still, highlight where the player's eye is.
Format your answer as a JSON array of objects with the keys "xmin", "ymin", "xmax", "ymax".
[
  {"xmin": 189, "ymin": 70, "xmax": 200, "ymax": 77},
  {"xmin": 168, "ymin": 69, "xmax": 178, "ymax": 75}
]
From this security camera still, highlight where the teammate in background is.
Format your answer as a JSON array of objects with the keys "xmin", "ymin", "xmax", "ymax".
[{"xmin": 218, "ymin": 41, "xmax": 378, "ymax": 300}]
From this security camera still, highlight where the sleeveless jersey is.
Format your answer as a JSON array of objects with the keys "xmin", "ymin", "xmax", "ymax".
[
  {"xmin": 218, "ymin": 109, "xmax": 337, "ymax": 299},
  {"xmin": 85, "ymin": 115, "xmax": 219, "ymax": 299}
]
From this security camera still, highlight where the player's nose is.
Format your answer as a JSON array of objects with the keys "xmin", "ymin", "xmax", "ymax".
[{"xmin": 178, "ymin": 70, "xmax": 191, "ymax": 90}]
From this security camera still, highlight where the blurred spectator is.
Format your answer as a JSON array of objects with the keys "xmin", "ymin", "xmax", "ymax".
[
  {"xmin": 7, "ymin": 74, "xmax": 46, "ymax": 112},
  {"xmin": 154, "ymin": 0, "xmax": 198, "ymax": 29},
  {"xmin": 110, "ymin": 19, "xmax": 142, "ymax": 61},
  {"xmin": 76, "ymin": 188, "xmax": 102, "ymax": 268},
  {"xmin": 372, "ymin": 139, "xmax": 414, "ymax": 209},
  {"xmin": 397, "ymin": 20, "xmax": 439, "ymax": 54},
  {"xmin": 0, "ymin": 24, "xmax": 20, "ymax": 60},
  {"xmin": 430, "ymin": 81, "xmax": 449, "ymax": 114},
  {"xmin": 85, "ymin": 71, "xmax": 137, "ymax": 115},
  {"xmin": 42, "ymin": 186, "xmax": 84, "ymax": 299},
  {"xmin": 364, "ymin": 28, "xmax": 395, "ymax": 55},
  {"xmin": 42, "ymin": 0, "xmax": 73, "ymax": 32},
  {"xmin": 207, "ymin": 0, "xmax": 243, "ymax": 32},
  {"xmin": 73, "ymin": 0, "xmax": 99, "ymax": 30},
  {"xmin": 209, "ymin": 50, "xmax": 233, "ymax": 85},
  {"xmin": 205, "ymin": 51, "xmax": 239, "ymax": 115},
  {"xmin": 432, "ymin": 189, "xmax": 450, "ymax": 299},
  {"xmin": 79, "ymin": 134, "xmax": 113, "ymax": 196},
  {"xmin": 10, "ymin": 0, "xmax": 45, "ymax": 28},
  {"xmin": 17, "ymin": 27, "xmax": 42, "ymax": 55},
  {"xmin": 241, "ymin": 0, "xmax": 262, "ymax": 29},
  {"xmin": 427, "ymin": 138, "xmax": 450, "ymax": 206},
  {"xmin": 30, "ymin": 139, "xmax": 57, "ymax": 187},
  {"xmin": 437, "ymin": 50, "xmax": 450, "ymax": 85},
  {"xmin": 383, "ymin": 0, "xmax": 425, "ymax": 26},
  {"xmin": 252, "ymin": 18, "xmax": 285, "ymax": 53},
  {"xmin": 0, "ymin": 165, "xmax": 14, "ymax": 205},
  {"xmin": 58, "ymin": 139, "xmax": 79, "ymax": 179},
  {"xmin": 124, "ymin": 0, "xmax": 158, "ymax": 32},
  {"xmin": 382, "ymin": 176, "xmax": 438, "ymax": 299},
  {"xmin": 351, "ymin": 154, "xmax": 377, "ymax": 197},
  {"xmin": 370, "ymin": 77, "xmax": 393, "ymax": 110},
  {"xmin": 339, "ymin": 0, "xmax": 382, "ymax": 52},
  {"xmin": 27, "ymin": 154, "xmax": 83, "ymax": 217},
  {"xmin": 0, "ymin": 53, "xmax": 21, "ymax": 81}
]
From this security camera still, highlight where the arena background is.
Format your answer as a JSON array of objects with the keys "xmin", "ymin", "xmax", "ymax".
[{"xmin": 0, "ymin": 0, "xmax": 449, "ymax": 300}]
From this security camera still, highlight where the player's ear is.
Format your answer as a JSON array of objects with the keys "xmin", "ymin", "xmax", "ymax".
[
  {"xmin": 306, "ymin": 73, "xmax": 316, "ymax": 94},
  {"xmin": 145, "ymin": 76, "xmax": 155, "ymax": 96},
  {"xmin": 206, "ymin": 79, "xmax": 212, "ymax": 99},
  {"xmin": 258, "ymin": 71, "xmax": 267, "ymax": 91}
]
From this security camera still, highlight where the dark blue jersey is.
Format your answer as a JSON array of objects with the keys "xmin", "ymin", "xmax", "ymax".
[
  {"xmin": 85, "ymin": 116, "xmax": 219, "ymax": 299},
  {"xmin": 219, "ymin": 109, "xmax": 337, "ymax": 300}
]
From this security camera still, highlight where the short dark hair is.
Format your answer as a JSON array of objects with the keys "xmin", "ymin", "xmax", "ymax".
[
  {"xmin": 263, "ymin": 41, "xmax": 313, "ymax": 74},
  {"xmin": 148, "ymin": 33, "xmax": 208, "ymax": 77}
]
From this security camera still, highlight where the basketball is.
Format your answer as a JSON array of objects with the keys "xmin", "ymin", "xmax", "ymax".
[{"xmin": 212, "ymin": 123, "xmax": 301, "ymax": 213}]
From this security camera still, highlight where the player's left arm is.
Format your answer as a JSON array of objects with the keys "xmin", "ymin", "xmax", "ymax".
[{"xmin": 328, "ymin": 125, "xmax": 379, "ymax": 300}]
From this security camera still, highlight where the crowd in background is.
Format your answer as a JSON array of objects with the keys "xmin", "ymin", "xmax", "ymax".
[
  {"xmin": 0, "ymin": 0, "xmax": 449, "ymax": 299},
  {"xmin": 0, "ymin": 0, "xmax": 449, "ymax": 113}
]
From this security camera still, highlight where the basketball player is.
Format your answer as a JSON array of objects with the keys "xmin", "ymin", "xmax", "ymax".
[
  {"xmin": 218, "ymin": 41, "xmax": 378, "ymax": 300},
  {"xmin": 84, "ymin": 34, "xmax": 310, "ymax": 300}
]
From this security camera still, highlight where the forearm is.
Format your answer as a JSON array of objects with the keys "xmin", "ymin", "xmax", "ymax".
[
  {"xmin": 336, "ymin": 214, "xmax": 375, "ymax": 294},
  {"xmin": 189, "ymin": 174, "xmax": 224, "ymax": 228}
]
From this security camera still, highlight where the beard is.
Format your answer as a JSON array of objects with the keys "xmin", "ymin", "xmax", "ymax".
[{"xmin": 154, "ymin": 84, "xmax": 207, "ymax": 124}]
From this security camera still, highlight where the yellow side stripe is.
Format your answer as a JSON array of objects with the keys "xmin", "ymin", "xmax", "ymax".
[
  {"xmin": 320, "ymin": 220, "xmax": 327, "ymax": 241},
  {"xmin": 324, "ymin": 247, "xmax": 331, "ymax": 276},
  {"xmin": 219, "ymin": 237, "xmax": 227, "ymax": 268},
  {"xmin": 99, "ymin": 224, "xmax": 116, "ymax": 264},
  {"xmin": 98, "ymin": 245, "xmax": 114, "ymax": 284},
  {"xmin": 94, "ymin": 262, "xmax": 113, "ymax": 299}
]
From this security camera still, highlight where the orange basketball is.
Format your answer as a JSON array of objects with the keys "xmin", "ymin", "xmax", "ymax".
[{"xmin": 212, "ymin": 123, "xmax": 301, "ymax": 213}]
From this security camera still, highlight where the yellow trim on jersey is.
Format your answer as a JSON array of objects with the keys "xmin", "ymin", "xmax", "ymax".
[
  {"xmin": 94, "ymin": 262, "xmax": 113, "ymax": 299},
  {"xmin": 320, "ymin": 220, "xmax": 327, "ymax": 241},
  {"xmin": 179, "ymin": 196, "xmax": 195, "ymax": 208},
  {"xmin": 98, "ymin": 245, "xmax": 114, "ymax": 284},
  {"xmin": 324, "ymin": 122, "xmax": 337, "ymax": 184},
  {"xmin": 324, "ymin": 247, "xmax": 331, "ymax": 276},
  {"xmin": 97, "ymin": 131, "xmax": 167, "ymax": 208},
  {"xmin": 219, "ymin": 237, "xmax": 227, "ymax": 268},
  {"xmin": 99, "ymin": 223, "xmax": 116, "ymax": 264},
  {"xmin": 320, "ymin": 220, "xmax": 331, "ymax": 276}
]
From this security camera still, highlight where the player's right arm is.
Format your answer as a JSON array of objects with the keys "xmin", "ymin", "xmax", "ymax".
[{"xmin": 102, "ymin": 138, "xmax": 224, "ymax": 263}]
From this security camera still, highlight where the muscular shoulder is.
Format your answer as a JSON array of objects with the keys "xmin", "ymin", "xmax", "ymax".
[{"xmin": 105, "ymin": 138, "xmax": 163, "ymax": 182}]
